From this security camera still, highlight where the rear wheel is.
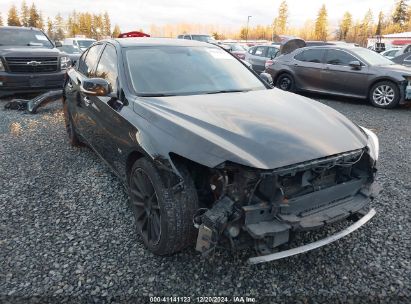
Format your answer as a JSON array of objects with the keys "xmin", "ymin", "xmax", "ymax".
[
  {"xmin": 276, "ymin": 73, "xmax": 295, "ymax": 92},
  {"xmin": 369, "ymin": 81, "xmax": 400, "ymax": 109},
  {"xmin": 62, "ymin": 100, "xmax": 82, "ymax": 147},
  {"xmin": 128, "ymin": 158, "xmax": 199, "ymax": 255}
]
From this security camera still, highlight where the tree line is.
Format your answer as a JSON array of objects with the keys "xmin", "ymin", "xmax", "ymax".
[
  {"xmin": 0, "ymin": 1, "xmax": 121, "ymax": 40},
  {"xmin": 1, "ymin": 0, "xmax": 410, "ymax": 44},
  {"xmin": 236, "ymin": 0, "xmax": 411, "ymax": 45}
]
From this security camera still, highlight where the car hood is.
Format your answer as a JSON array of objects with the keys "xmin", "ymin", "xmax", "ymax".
[
  {"xmin": 377, "ymin": 64, "xmax": 411, "ymax": 74},
  {"xmin": 0, "ymin": 46, "xmax": 60, "ymax": 57},
  {"xmin": 133, "ymin": 89, "xmax": 368, "ymax": 169}
]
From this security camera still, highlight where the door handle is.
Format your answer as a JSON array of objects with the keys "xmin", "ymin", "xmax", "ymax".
[{"xmin": 83, "ymin": 96, "xmax": 92, "ymax": 106}]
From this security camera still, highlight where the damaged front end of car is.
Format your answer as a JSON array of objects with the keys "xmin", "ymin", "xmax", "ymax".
[{"xmin": 189, "ymin": 141, "xmax": 379, "ymax": 263}]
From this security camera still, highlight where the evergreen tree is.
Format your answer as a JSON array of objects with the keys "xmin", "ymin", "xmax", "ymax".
[
  {"xmin": 54, "ymin": 13, "xmax": 65, "ymax": 40},
  {"xmin": 28, "ymin": 3, "xmax": 40, "ymax": 27},
  {"xmin": 338, "ymin": 12, "xmax": 352, "ymax": 40},
  {"xmin": 392, "ymin": 0, "xmax": 409, "ymax": 27},
  {"xmin": 46, "ymin": 17, "xmax": 54, "ymax": 40},
  {"xmin": 21, "ymin": 0, "xmax": 30, "ymax": 27},
  {"xmin": 0, "ymin": 13, "xmax": 3, "ymax": 26},
  {"xmin": 112, "ymin": 24, "xmax": 121, "ymax": 38},
  {"xmin": 103, "ymin": 12, "xmax": 111, "ymax": 37},
  {"xmin": 275, "ymin": 0, "xmax": 288, "ymax": 34},
  {"xmin": 376, "ymin": 12, "xmax": 384, "ymax": 36},
  {"xmin": 315, "ymin": 4, "xmax": 328, "ymax": 41},
  {"xmin": 7, "ymin": 5, "xmax": 21, "ymax": 26}
]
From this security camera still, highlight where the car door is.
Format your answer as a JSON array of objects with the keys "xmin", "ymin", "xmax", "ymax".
[
  {"xmin": 66, "ymin": 44, "xmax": 104, "ymax": 144},
  {"xmin": 321, "ymin": 49, "xmax": 369, "ymax": 97},
  {"xmin": 291, "ymin": 48, "xmax": 326, "ymax": 91},
  {"xmin": 87, "ymin": 43, "xmax": 135, "ymax": 174},
  {"xmin": 251, "ymin": 46, "xmax": 268, "ymax": 73}
]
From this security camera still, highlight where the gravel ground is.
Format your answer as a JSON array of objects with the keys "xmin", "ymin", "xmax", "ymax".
[{"xmin": 0, "ymin": 95, "xmax": 410, "ymax": 303}]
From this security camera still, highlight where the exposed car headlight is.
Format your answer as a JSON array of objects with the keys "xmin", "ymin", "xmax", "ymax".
[
  {"xmin": 360, "ymin": 127, "xmax": 379, "ymax": 161},
  {"xmin": 60, "ymin": 56, "xmax": 71, "ymax": 70},
  {"xmin": 0, "ymin": 59, "xmax": 5, "ymax": 72}
]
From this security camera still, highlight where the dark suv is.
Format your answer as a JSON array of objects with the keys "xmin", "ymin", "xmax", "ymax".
[{"xmin": 0, "ymin": 26, "xmax": 70, "ymax": 97}]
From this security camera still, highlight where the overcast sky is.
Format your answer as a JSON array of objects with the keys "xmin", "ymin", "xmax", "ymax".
[{"xmin": 0, "ymin": 0, "xmax": 396, "ymax": 32}]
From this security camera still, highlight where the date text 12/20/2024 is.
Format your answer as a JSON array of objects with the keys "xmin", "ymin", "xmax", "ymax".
[{"xmin": 149, "ymin": 296, "xmax": 257, "ymax": 303}]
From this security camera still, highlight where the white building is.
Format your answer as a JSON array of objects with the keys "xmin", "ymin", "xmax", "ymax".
[{"xmin": 368, "ymin": 32, "xmax": 411, "ymax": 49}]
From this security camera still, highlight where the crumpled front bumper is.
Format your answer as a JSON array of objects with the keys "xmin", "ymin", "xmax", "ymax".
[{"xmin": 248, "ymin": 208, "xmax": 376, "ymax": 264}]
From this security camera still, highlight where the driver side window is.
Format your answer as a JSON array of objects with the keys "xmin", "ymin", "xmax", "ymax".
[
  {"xmin": 95, "ymin": 44, "xmax": 118, "ymax": 93},
  {"xmin": 79, "ymin": 44, "xmax": 103, "ymax": 77}
]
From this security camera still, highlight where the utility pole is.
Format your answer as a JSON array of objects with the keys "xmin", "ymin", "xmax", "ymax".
[{"xmin": 246, "ymin": 15, "xmax": 252, "ymax": 42}]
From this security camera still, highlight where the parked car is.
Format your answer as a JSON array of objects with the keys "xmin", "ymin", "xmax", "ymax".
[
  {"xmin": 391, "ymin": 52, "xmax": 411, "ymax": 67},
  {"xmin": 63, "ymin": 38, "xmax": 379, "ymax": 262},
  {"xmin": 63, "ymin": 37, "xmax": 96, "ymax": 51},
  {"xmin": 0, "ymin": 26, "xmax": 70, "ymax": 98},
  {"xmin": 57, "ymin": 44, "xmax": 82, "ymax": 63},
  {"xmin": 245, "ymin": 45, "xmax": 280, "ymax": 73},
  {"xmin": 177, "ymin": 34, "xmax": 216, "ymax": 44},
  {"xmin": 266, "ymin": 45, "xmax": 411, "ymax": 108},
  {"xmin": 222, "ymin": 43, "xmax": 247, "ymax": 60},
  {"xmin": 380, "ymin": 48, "xmax": 401, "ymax": 60}
]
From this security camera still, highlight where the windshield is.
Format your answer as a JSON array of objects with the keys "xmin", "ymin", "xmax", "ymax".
[
  {"xmin": 58, "ymin": 45, "xmax": 81, "ymax": 54},
  {"xmin": 0, "ymin": 29, "xmax": 53, "ymax": 48},
  {"xmin": 77, "ymin": 40, "xmax": 95, "ymax": 49},
  {"xmin": 125, "ymin": 46, "xmax": 266, "ymax": 96},
  {"xmin": 191, "ymin": 35, "xmax": 213, "ymax": 42},
  {"xmin": 354, "ymin": 48, "xmax": 395, "ymax": 65},
  {"xmin": 229, "ymin": 44, "xmax": 246, "ymax": 51}
]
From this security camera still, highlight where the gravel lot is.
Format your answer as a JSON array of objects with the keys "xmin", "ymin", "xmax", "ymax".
[{"xmin": 0, "ymin": 95, "xmax": 410, "ymax": 303}]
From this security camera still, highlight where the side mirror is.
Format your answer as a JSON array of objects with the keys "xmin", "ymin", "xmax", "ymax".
[
  {"xmin": 349, "ymin": 60, "xmax": 362, "ymax": 69},
  {"xmin": 81, "ymin": 78, "xmax": 111, "ymax": 96},
  {"xmin": 260, "ymin": 72, "xmax": 273, "ymax": 85},
  {"xmin": 55, "ymin": 41, "xmax": 62, "ymax": 47}
]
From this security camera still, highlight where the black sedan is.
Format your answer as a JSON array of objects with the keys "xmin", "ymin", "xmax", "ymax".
[
  {"xmin": 265, "ymin": 45, "xmax": 411, "ymax": 108},
  {"xmin": 63, "ymin": 38, "xmax": 379, "ymax": 263}
]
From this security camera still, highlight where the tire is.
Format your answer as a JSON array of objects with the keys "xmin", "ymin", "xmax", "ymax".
[
  {"xmin": 369, "ymin": 81, "xmax": 400, "ymax": 109},
  {"xmin": 276, "ymin": 73, "xmax": 295, "ymax": 92},
  {"xmin": 128, "ymin": 158, "xmax": 199, "ymax": 255},
  {"xmin": 62, "ymin": 100, "xmax": 82, "ymax": 147}
]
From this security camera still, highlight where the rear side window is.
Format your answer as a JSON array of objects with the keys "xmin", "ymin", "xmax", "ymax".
[
  {"xmin": 183, "ymin": 35, "xmax": 191, "ymax": 40},
  {"xmin": 267, "ymin": 47, "xmax": 279, "ymax": 58},
  {"xmin": 81, "ymin": 44, "xmax": 103, "ymax": 77},
  {"xmin": 294, "ymin": 49, "xmax": 325, "ymax": 63},
  {"xmin": 404, "ymin": 55, "xmax": 411, "ymax": 62},
  {"xmin": 248, "ymin": 47, "xmax": 256, "ymax": 54},
  {"xmin": 254, "ymin": 46, "xmax": 266, "ymax": 57},
  {"xmin": 325, "ymin": 50, "xmax": 357, "ymax": 66}
]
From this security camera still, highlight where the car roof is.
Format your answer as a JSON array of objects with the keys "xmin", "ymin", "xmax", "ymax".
[
  {"xmin": 111, "ymin": 38, "xmax": 217, "ymax": 48},
  {"xmin": 296, "ymin": 45, "xmax": 360, "ymax": 52},
  {"xmin": 0, "ymin": 26, "xmax": 42, "ymax": 31}
]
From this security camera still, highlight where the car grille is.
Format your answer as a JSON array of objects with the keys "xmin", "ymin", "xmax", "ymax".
[{"xmin": 5, "ymin": 57, "xmax": 59, "ymax": 73}]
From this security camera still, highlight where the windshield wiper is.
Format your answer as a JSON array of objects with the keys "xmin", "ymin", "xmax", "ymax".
[
  {"xmin": 205, "ymin": 89, "xmax": 250, "ymax": 94},
  {"xmin": 138, "ymin": 93, "xmax": 178, "ymax": 97}
]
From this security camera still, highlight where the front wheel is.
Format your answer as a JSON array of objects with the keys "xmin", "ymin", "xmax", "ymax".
[
  {"xmin": 276, "ymin": 73, "xmax": 295, "ymax": 92},
  {"xmin": 128, "ymin": 158, "xmax": 199, "ymax": 255},
  {"xmin": 369, "ymin": 81, "xmax": 400, "ymax": 109},
  {"xmin": 62, "ymin": 100, "xmax": 82, "ymax": 147}
]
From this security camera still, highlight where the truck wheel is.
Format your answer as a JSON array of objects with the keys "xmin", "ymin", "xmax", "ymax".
[
  {"xmin": 369, "ymin": 81, "xmax": 400, "ymax": 109},
  {"xmin": 128, "ymin": 158, "xmax": 199, "ymax": 255},
  {"xmin": 62, "ymin": 100, "xmax": 82, "ymax": 147}
]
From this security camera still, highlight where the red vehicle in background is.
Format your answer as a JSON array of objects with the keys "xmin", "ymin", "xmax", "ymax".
[{"xmin": 118, "ymin": 31, "xmax": 150, "ymax": 38}]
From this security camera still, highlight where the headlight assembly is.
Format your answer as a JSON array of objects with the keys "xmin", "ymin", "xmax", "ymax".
[
  {"xmin": 360, "ymin": 126, "xmax": 379, "ymax": 161},
  {"xmin": 60, "ymin": 56, "xmax": 71, "ymax": 70}
]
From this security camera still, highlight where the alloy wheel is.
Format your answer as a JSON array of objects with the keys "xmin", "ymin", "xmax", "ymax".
[
  {"xmin": 372, "ymin": 85, "xmax": 395, "ymax": 106},
  {"xmin": 130, "ymin": 168, "xmax": 161, "ymax": 245}
]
